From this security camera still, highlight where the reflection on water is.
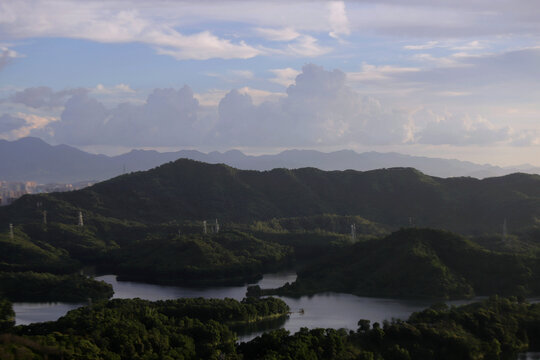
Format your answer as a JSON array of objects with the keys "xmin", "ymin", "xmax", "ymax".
[
  {"xmin": 13, "ymin": 271, "xmax": 296, "ymax": 325},
  {"xmin": 13, "ymin": 302, "xmax": 83, "ymax": 326},
  {"xmin": 238, "ymin": 293, "xmax": 482, "ymax": 342},
  {"xmin": 10, "ymin": 271, "xmax": 484, "ymax": 346},
  {"xmin": 96, "ymin": 274, "xmax": 249, "ymax": 301},
  {"xmin": 234, "ymin": 316, "xmax": 289, "ymax": 342}
]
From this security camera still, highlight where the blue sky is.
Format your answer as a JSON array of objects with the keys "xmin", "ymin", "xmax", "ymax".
[{"xmin": 0, "ymin": 1, "xmax": 539, "ymax": 166}]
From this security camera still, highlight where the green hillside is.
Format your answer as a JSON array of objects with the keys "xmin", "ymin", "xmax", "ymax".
[
  {"xmin": 3, "ymin": 159, "xmax": 539, "ymax": 234},
  {"xmin": 273, "ymin": 228, "xmax": 540, "ymax": 299},
  {"xmin": 108, "ymin": 230, "xmax": 293, "ymax": 285}
]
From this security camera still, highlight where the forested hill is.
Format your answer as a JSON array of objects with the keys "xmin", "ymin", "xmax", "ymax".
[
  {"xmin": 4, "ymin": 159, "xmax": 540, "ymax": 234},
  {"xmin": 272, "ymin": 228, "xmax": 540, "ymax": 299}
]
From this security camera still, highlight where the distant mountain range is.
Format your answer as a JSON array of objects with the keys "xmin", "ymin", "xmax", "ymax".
[{"xmin": 1, "ymin": 137, "xmax": 539, "ymax": 183}]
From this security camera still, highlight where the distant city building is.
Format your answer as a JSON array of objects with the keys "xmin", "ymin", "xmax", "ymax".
[{"xmin": 0, "ymin": 180, "xmax": 96, "ymax": 206}]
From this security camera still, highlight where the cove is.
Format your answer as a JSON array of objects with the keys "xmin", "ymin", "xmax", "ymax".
[{"xmin": 13, "ymin": 271, "xmax": 481, "ymax": 342}]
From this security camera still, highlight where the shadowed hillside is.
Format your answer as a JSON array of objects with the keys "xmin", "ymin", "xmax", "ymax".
[
  {"xmin": 271, "ymin": 228, "xmax": 540, "ymax": 299},
  {"xmin": 2, "ymin": 159, "xmax": 540, "ymax": 234}
]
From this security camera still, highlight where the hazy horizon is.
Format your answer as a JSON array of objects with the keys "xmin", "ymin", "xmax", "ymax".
[{"xmin": 1, "ymin": 1, "xmax": 539, "ymax": 167}]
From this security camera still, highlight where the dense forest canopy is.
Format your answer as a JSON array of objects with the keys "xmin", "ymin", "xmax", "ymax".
[
  {"xmin": 1, "ymin": 296, "xmax": 540, "ymax": 359},
  {"xmin": 3, "ymin": 159, "xmax": 540, "ymax": 234}
]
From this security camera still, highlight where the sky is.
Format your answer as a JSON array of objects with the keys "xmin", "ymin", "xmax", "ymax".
[{"xmin": 0, "ymin": 0, "xmax": 539, "ymax": 166}]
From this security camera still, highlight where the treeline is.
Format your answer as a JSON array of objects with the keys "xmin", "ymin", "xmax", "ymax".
[
  {"xmin": 7, "ymin": 297, "xmax": 289, "ymax": 359},
  {"xmin": 0, "ymin": 272, "xmax": 113, "ymax": 303},
  {"xmin": 3, "ymin": 296, "xmax": 540, "ymax": 359}
]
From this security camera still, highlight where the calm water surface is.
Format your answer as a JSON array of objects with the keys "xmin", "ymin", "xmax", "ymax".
[
  {"xmin": 13, "ymin": 272, "xmax": 297, "ymax": 325},
  {"xmin": 13, "ymin": 273, "xmax": 537, "ymax": 357},
  {"xmin": 12, "ymin": 272, "xmax": 479, "ymax": 342}
]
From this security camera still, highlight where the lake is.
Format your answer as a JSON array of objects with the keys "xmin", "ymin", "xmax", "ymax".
[{"xmin": 13, "ymin": 271, "xmax": 480, "ymax": 342}]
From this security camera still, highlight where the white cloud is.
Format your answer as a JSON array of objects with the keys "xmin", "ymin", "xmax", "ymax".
[
  {"xmin": 0, "ymin": 112, "xmax": 57, "ymax": 140},
  {"xmin": 286, "ymin": 35, "xmax": 331, "ymax": 57},
  {"xmin": 451, "ymin": 40, "xmax": 484, "ymax": 51},
  {"xmin": 404, "ymin": 41, "xmax": 439, "ymax": 50},
  {"xmin": 92, "ymin": 84, "xmax": 135, "ymax": 95},
  {"xmin": 328, "ymin": 1, "xmax": 350, "ymax": 40},
  {"xmin": 195, "ymin": 87, "xmax": 284, "ymax": 107},
  {"xmin": 414, "ymin": 112, "xmax": 512, "ymax": 146},
  {"xmin": 255, "ymin": 27, "xmax": 300, "ymax": 42},
  {"xmin": 347, "ymin": 64, "xmax": 420, "ymax": 82},
  {"xmin": 194, "ymin": 89, "xmax": 229, "ymax": 107},
  {"xmin": 237, "ymin": 87, "xmax": 285, "ymax": 106},
  {"xmin": 268, "ymin": 68, "xmax": 301, "ymax": 87},
  {"xmin": 153, "ymin": 31, "xmax": 261, "ymax": 60},
  {"xmin": 53, "ymin": 86, "xmax": 201, "ymax": 146},
  {"xmin": 215, "ymin": 64, "xmax": 411, "ymax": 146},
  {"xmin": 0, "ymin": 3, "xmax": 262, "ymax": 60},
  {"xmin": 0, "ymin": 45, "xmax": 23, "ymax": 70},
  {"xmin": 8, "ymin": 63, "xmax": 532, "ymax": 150}
]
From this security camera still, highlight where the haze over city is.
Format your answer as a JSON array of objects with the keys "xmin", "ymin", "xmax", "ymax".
[{"xmin": 1, "ymin": 0, "xmax": 539, "ymax": 166}]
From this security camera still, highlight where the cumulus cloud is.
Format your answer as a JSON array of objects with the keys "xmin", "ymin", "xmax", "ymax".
[
  {"xmin": 213, "ymin": 64, "xmax": 519, "ymax": 147},
  {"xmin": 268, "ymin": 68, "xmax": 301, "ymax": 87},
  {"xmin": 52, "ymin": 86, "xmax": 201, "ymax": 146},
  {"xmin": 27, "ymin": 63, "xmax": 524, "ymax": 149},
  {"xmin": 415, "ymin": 113, "xmax": 511, "ymax": 145},
  {"xmin": 214, "ymin": 64, "xmax": 412, "ymax": 146}
]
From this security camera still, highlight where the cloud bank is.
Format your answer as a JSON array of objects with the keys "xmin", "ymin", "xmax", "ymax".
[{"xmin": 1, "ymin": 64, "xmax": 530, "ymax": 148}]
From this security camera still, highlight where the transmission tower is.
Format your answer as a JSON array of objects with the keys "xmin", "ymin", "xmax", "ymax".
[{"xmin": 78, "ymin": 211, "xmax": 84, "ymax": 227}]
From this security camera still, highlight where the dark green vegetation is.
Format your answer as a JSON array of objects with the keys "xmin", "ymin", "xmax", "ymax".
[
  {"xmin": 271, "ymin": 228, "xmax": 540, "ymax": 299},
  {"xmin": 1, "ymin": 297, "xmax": 289, "ymax": 359},
  {"xmin": 3, "ymin": 159, "xmax": 540, "ymax": 233},
  {"xmin": 0, "ymin": 230, "xmax": 113, "ymax": 303},
  {"xmin": 109, "ymin": 231, "xmax": 292, "ymax": 285},
  {"xmin": 3, "ymin": 296, "xmax": 540, "ymax": 359},
  {"xmin": 0, "ymin": 272, "xmax": 113, "ymax": 302},
  {"xmin": 0, "ymin": 298, "xmax": 14, "ymax": 332},
  {"xmin": 1, "ymin": 159, "xmax": 540, "ymax": 301}
]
